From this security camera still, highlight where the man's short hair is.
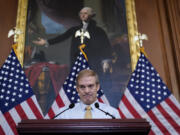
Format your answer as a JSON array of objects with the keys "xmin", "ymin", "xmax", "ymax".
[{"xmin": 76, "ymin": 69, "xmax": 99, "ymax": 85}]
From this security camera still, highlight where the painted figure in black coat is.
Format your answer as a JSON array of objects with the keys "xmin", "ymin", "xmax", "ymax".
[{"xmin": 34, "ymin": 7, "xmax": 112, "ymax": 88}]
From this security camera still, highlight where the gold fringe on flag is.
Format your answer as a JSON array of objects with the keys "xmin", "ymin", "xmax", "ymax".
[
  {"xmin": 140, "ymin": 47, "xmax": 148, "ymax": 58},
  {"xmin": 79, "ymin": 44, "xmax": 88, "ymax": 61},
  {"xmin": 12, "ymin": 43, "xmax": 18, "ymax": 57}
]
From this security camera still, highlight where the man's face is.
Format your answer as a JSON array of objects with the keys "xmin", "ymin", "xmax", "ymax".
[
  {"xmin": 79, "ymin": 8, "xmax": 90, "ymax": 22},
  {"xmin": 76, "ymin": 76, "xmax": 99, "ymax": 105}
]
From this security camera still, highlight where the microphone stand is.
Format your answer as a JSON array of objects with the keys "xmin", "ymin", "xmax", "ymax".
[
  {"xmin": 95, "ymin": 103, "xmax": 116, "ymax": 119},
  {"xmin": 53, "ymin": 103, "xmax": 75, "ymax": 119}
]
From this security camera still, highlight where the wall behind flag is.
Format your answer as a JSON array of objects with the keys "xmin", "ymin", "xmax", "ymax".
[
  {"xmin": 0, "ymin": 0, "xmax": 18, "ymax": 67},
  {"xmin": 135, "ymin": 0, "xmax": 180, "ymax": 101}
]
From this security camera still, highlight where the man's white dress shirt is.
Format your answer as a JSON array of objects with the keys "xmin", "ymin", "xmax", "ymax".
[{"xmin": 55, "ymin": 101, "xmax": 120, "ymax": 119}]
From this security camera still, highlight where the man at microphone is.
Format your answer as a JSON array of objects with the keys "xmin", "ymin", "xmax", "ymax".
[{"xmin": 55, "ymin": 69, "xmax": 120, "ymax": 119}]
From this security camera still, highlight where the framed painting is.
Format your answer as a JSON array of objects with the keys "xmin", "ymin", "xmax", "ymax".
[{"xmin": 15, "ymin": 0, "xmax": 140, "ymax": 115}]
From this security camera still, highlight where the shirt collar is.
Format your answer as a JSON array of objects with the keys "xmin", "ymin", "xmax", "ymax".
[
  {"xmin": 82, "ymin": 21, "xmax": 88, "ymax": 25},
  {"xmin": 79, "ymin": 100, "xmax": 99, "ymax": 112},
  {"xmin": 82, "ymin": 21, "xmax": 88, "ymax": 31}
]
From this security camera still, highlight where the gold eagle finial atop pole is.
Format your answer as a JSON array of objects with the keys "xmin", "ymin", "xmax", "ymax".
[
  {"xmin": 75, "ymin": 29, "xmax": 90, "ymax": 44},
  {"xmin": 134, "ymin": 33, "xmax": 148, "ymax": 47},
  {"xmin": 8, "ymin": 27, "xmax": 23, "ymax": 43}
]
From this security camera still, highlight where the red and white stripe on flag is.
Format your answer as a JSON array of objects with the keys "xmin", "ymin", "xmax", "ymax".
[
  {"xmin": 118, "ymin": 88, "xmax": 180, "ymax": 135},
  {"xmin": 0, "ymin": 95, "xmax": 43, "ymax": 135},
  {"xmin": 45, "ymin": 88, "xmax": 70, "ymax": 119}
]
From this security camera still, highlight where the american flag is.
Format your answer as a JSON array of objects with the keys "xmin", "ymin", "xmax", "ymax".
[
  {"xmin": 118, "ymin": 52, "xmax": 180, "ymax": 135},
  {"xmin": 46, "ymin": 52, "xmax": 109, "ymax": 119},
  {"xmin": 0, "ymin": 49, "xmax": 43, "ymax": 135}
]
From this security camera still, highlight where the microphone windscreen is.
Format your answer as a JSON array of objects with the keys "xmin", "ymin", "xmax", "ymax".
[
  {"xmin": 95, "ymin": 102, "xmax": 99, "ymax": 108},
  {"xmin": 69, "ymin": 103, "xmax": 75, "ymax": 109}
]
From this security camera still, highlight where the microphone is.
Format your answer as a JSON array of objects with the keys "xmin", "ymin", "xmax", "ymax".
[
  {"xmin": 95, "ymin": 102, "xmax": 116, "ymax": 119},
  {"xmin": 53, "ymin": 103, "xmax": 75, "ymax": 119}
]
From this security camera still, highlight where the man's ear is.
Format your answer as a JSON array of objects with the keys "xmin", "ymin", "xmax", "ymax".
[
  {"xmin": 96, "ymin": 83, "xmax": 100, "ymax": 91},
  {"xmin": 76, "ymin": 85, "xmax": 79, "ymax": 92}
]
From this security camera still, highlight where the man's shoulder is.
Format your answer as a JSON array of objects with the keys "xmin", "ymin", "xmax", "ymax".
[
  {"xmin": 98, "ymin": 102, "xmax": 120, "ymax": 118},
  {"xmin": 67, "ymin": 26, "xmax": 81, "ymax": 32},
  {"xmin": 98, "ymin": 102, "xmax": 116, "ymax": 110},
  {"xmin": 88, "ymin": 24, "xmax": 107, "ymax": 35},
  {"xmin": 74, "ymin": 102, "xmax": 81, "ymax": 107}
]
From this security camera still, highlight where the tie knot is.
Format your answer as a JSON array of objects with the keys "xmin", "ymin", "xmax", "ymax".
[{"xmin": 86, "ymin": 105, "xmax": 91, "ymax": 111}]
